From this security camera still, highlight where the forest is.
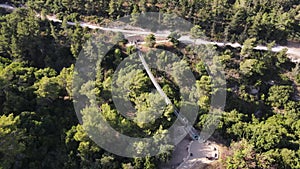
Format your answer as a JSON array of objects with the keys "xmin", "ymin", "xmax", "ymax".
[{"xmin": 0, "ymin": 0, "xmax": 300, "ymax": 169}]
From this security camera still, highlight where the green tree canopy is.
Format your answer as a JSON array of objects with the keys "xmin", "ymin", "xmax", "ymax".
[
  {"xmin": 267, "ymin": 85, "xmax": 294, "ymax": 109},
  {"xmin": 144, "ymin": 34, "xmax": 156, "ymax": 48},
  {"xmin": 0, "ymin": 114, "xmax": 25, "ymax": 169}
]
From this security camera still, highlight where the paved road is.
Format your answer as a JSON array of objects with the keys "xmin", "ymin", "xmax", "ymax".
[
  {"xmin": 45, "ymin": 15, "xmax": 300, "ymax": 63},
  {"xmin": 1, "ymin": 4, "xmax": 300, "ymax": 63}
]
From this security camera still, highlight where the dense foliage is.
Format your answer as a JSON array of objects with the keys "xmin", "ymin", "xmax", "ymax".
[{"xmin": 0, "ymin": 1, "xmax": 300, "ymax": 169}]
